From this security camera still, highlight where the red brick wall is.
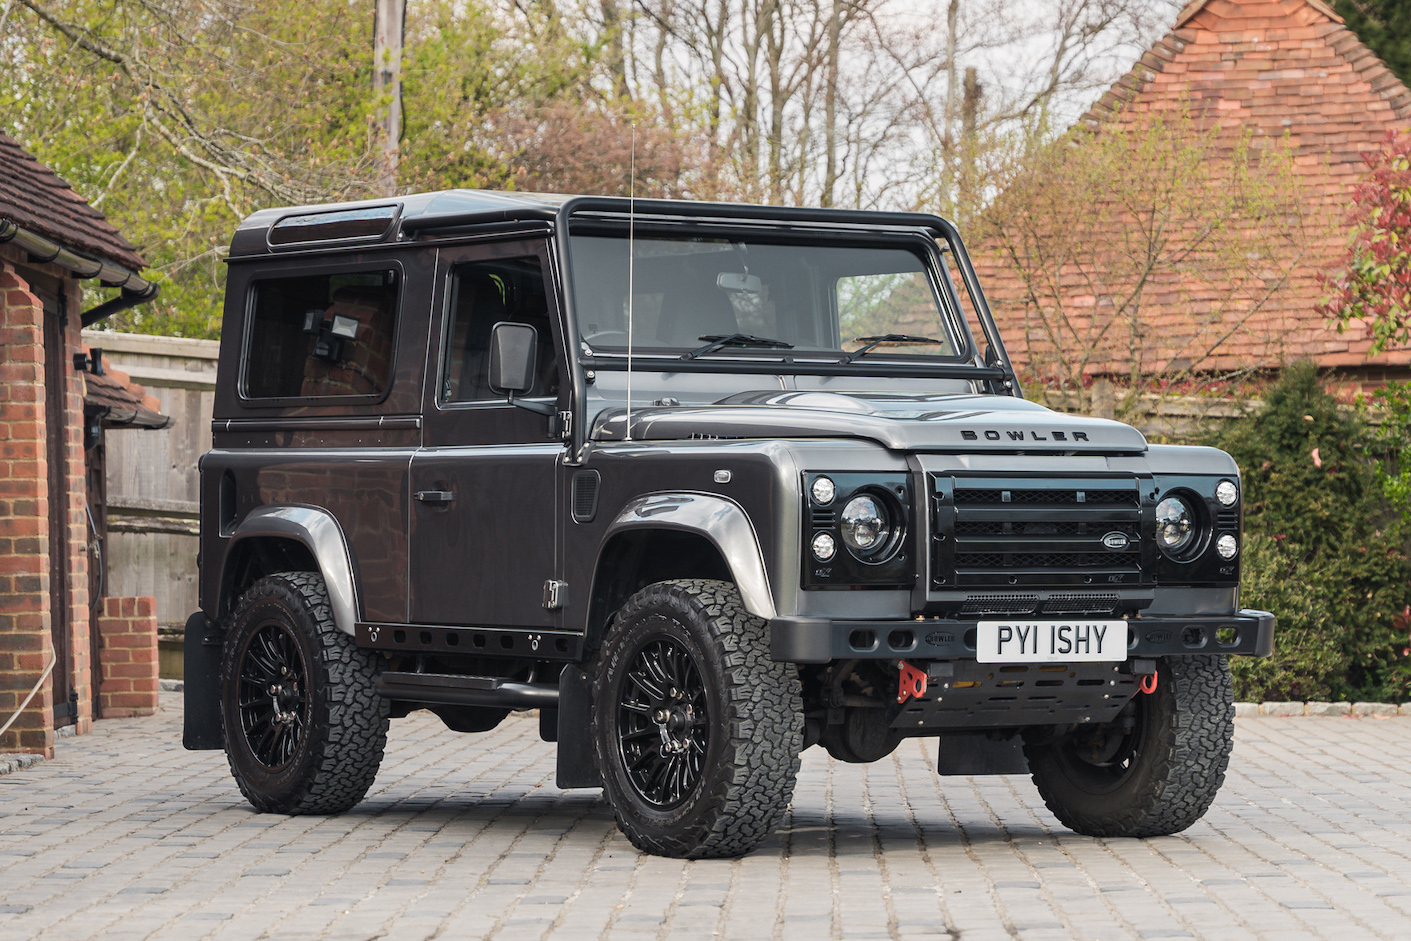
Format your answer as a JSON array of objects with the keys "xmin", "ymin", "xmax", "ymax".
[
  {"xmin": 59, "ymin": 274, "xmax": 93, "ymax": 736},
  {"xmin": 0, "ymin": 260, "xmax": 56, "ymax": 757},
  {"xmin": 0, "ymin": 257, "xmax": 96, "ymax": 756},
  {"xmin": 96, "ymin": 596, "xmax": 158, "ymax": 718}
]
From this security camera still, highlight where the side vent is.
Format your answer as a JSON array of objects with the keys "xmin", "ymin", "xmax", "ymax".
[
  {"xmin": 219, "ymin": 470, "xmax": 238, "ymax": 535},
  {"xmin": 572, "ymin": 470, "xmax": 601, "ymax": 523}
]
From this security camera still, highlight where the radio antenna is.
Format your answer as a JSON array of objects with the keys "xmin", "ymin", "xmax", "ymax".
[{"xmin": 626, "ymin": 122, "xmax": 636, "ymax": 442}]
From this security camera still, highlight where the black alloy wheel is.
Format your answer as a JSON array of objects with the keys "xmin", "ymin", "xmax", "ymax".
[
  {"xmin": 616, "ymin": 636, "xmax": 710, "ymax": 809},
  {"xmin": 220, "ymin": 571, "xmax": 389, "ymax": 815},
  {"xmin": 235, "ymin": 622, "xmax": 310, "ymax": 770},
  {"xmin": 592, "ymin": 579, "xmax": 803, "ymax": 859},
  {"xmin": 1024, "ymin": 655, "xmax": 1234, "ymax": 837}
]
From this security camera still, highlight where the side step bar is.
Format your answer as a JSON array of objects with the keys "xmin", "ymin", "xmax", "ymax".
[{"xmin": 376, "ymin": 671, "xmax": 559, "ymax": 709}]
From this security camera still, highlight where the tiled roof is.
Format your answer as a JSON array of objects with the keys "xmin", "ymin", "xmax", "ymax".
[
  {"xmin": 81, "ymin": 350, "xmax": 168, "ymax": 430},
  {"xmin": 973, "ymin": 0, "xmax": 1411, "ymax": 378},
  {"xmin": 0, "ymin": 134, "xmax": 146, "ymax": 272}
]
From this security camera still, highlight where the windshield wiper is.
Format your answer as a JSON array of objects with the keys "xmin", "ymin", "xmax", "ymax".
[
  {"xmin": 681, "ymin": 333, "xmax": 794, "ymax": 361},
  {"xmin": 840, "ymin": 333, "xmax": 942, "ymax": 364}
]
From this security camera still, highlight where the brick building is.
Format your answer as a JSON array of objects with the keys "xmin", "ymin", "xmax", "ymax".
[
  {"xmin": 1, "ymin": 134, "xmax": 166, "ymax": 758},
  {"xmin": 974, "ymin": 0, "xmax": 1411, "ymax": 391}
]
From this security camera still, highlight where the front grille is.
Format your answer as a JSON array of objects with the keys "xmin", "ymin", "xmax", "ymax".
[
  {"xmin": 960, "ymin": 594, "xmax": 1039, "ymax": 614},
  {"xmin": 1042, "ymin": 593, "xmax": 1121, "ymax": 615},
  {"xmin": 955, "ymin": 520, "xmax": 1139, "ymax": 538},
  {"xmin": 935, "ymin": 476, "xmax": 1146, "ymax": 589},
  {"xmin": 955, "ymin": 488, "xmax": 1137, "ymax": 506}
]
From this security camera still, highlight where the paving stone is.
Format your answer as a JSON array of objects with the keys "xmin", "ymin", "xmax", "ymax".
[
  {"xmin": 1304, "ymin": 702, "xmax": 1351, "ymax": 717},
  {"xmin": 1260, "ymin": 701, "xmax": 1305, "ymax": 716},
  {"xmin": 1352, "ymin": 702, "xmax": 1398, "ymax": 717},
  {"xmin": 3, "ymin": 693, "xmax": 1411, "ymax": 940}
]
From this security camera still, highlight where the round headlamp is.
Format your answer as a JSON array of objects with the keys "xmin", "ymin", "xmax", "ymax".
[
  {"xmin": 1216, "ymin": 533, "xmax": 1238, "ymax": 559},
  {"xmin": 811, "ymin": 476, "xmax": 836, "ymax": 505},
  {"xmin": 840, "ymin": 494, "xmax": 891, "ymax": 555},
  {"xmin": 1215, "ymin": 480, "xmax": 1239, "ymax": 507},
  {"xmin": 1155, "ymin": 495, "xmax": 1196, "ymax": 554},
  {"xmin": 811, "ymin": 532, "xmax": 837, "ymax": 562}
]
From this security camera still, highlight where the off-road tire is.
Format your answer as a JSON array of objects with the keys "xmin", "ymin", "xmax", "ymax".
[
  {"xmin": 220, "ymin": 571, "xmax": 389, "ymax": 814},
  {"xmin": 1024, "ymin": 655, "xmax": 1233, "ymax": 837},
  {"xmin": 591, "ymin": 579, "xmax": 803, "ymax": 858}
]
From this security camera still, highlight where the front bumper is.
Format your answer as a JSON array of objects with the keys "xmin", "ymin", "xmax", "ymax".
[{"xmin": 770, "ymin": 608, "xmax": 1275, "ymax": 664}]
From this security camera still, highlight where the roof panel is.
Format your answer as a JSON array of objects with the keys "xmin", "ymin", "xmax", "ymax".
[{"xmin": 0, "ymin": 134, "xmax": 146, "ymax": 272}]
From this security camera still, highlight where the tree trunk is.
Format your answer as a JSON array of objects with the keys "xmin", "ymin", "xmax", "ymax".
[
  {"xmin": 373, "ymin": 0, "xmax": 406, "ymax": 197},
  {"xmin": 603, "ymin": 0, "xmax": 629, "ymax": 99},
  {"xmin": 821, "ymin": 0, "xmax": 840, "ymax": 207},
  {"xmin": 958, "ymin": 66, "xmax": 981, "ymax": 223}
]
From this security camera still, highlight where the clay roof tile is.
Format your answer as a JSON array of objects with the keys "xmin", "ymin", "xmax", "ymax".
[{"xmin": 0, "ymin": 134, "xmax": 146, "ymax": 272}]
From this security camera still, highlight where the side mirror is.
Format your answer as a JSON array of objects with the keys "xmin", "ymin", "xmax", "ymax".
[{"xmin": 488, "ymin": 321, "xmax": 537, "ymax": 396}]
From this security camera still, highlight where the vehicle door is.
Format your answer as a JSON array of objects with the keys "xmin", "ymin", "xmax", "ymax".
[{"xmin": 409, "ymin": 239, "xmax": 565, "ymax": 628}]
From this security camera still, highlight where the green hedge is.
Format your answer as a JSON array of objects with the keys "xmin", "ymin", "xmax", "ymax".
[{"xmin": 1206, "ymin": 363, "xmax": 1411, "ymax": 702}]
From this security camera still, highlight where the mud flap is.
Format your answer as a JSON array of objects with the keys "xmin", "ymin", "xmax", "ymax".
[
  {"xmin": 555, "ymin": 665, "xmax": 600, "ymax": 788},
  {"xmin": 935, "ymin": 730, "xmax": 1028, "ymax": 775},
  {"xmin": 182, "ymin": 612, "xmax": 225, "ymax": 750}
]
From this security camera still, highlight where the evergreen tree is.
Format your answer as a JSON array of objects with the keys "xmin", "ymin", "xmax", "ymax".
[{"xmin": 1334, "ymin": 0, "xmax": 1411, "ymax": 86}]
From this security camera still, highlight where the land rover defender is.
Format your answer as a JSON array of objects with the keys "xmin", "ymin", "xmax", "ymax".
[{"xmin": 183, "ymin": 191, "xmax": 1275, "ymax": 858}]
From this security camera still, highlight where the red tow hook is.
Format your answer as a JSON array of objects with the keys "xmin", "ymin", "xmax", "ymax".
[
  {"xmin": 897, "ymin": 661, "xmax": 928, "ymax": 704},
  {"xmin": 1138, "ymin": 671, "xmax": 1159, "ymax": 695}
]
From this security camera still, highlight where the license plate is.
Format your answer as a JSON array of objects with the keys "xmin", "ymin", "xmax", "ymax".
[{"xmin": 976, "ymin": 620, "xmax": 1128, "ymax": 663}]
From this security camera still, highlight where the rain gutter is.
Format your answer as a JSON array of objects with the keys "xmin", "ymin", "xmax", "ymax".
[{"xmin": 0, "ymin": 217, "xmax": 159, "ymax": 326}]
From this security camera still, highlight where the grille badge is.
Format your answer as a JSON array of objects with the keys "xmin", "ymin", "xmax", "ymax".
[{"xmin": 1101, "ymin": 532, "xmax": 1131, "ymax": 551}]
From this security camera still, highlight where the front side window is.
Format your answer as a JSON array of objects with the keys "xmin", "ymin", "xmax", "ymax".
[
  {"xmin": 243, "ymin": 269, "xmax": 399, "ymax": 399},
  {"xmin": 568, "ymin": 233, "xmax": 962, "ymax": 358},
  {"xmin": 442, "ymin": 256, "xmax": 559, "ymax": 403}
]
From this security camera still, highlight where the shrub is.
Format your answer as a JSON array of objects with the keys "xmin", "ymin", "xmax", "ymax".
[
  {"xmin": 1208, "ymin": 362, "xmax": 1411, "ymax": 702},
  {"xmin": 1371, "ymin": 381, "xmax": 1411, "ymax": 522}
]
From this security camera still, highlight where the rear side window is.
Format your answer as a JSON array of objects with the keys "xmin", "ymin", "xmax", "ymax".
[{"xmin": 243, "ymin": 269, "xmax": 399, "ymax": 399}]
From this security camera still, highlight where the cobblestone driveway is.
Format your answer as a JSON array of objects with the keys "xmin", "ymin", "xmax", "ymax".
[{"xmin": 2, "ymin": 692, "xmax": 1409, "ymax": 941}]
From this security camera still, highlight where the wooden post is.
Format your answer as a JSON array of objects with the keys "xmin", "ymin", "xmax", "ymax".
[{"xmin": 373, "ymin": 0, "xmax": 407, "ymax": 197}]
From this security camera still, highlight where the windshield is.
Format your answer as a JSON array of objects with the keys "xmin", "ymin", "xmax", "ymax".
[{"xmin": 568, "ymin": 232, "xmax": 964, "ymax": 360}]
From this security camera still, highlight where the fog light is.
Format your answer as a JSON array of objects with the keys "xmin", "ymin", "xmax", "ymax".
[
  {"xmin": 1216, "ymin": 480, "xmax": 1239, "ymax": 507},
  {"xmin": 811, "ymin": 476, "xmax": 836, "ymax": 505},
  {"xmin": 811, "ymin": 532, "xmax": 837, "ymax": 561},
  {"xmin": 1216, "ymin": 534, "xmax": 1238, "ymax": 559}
]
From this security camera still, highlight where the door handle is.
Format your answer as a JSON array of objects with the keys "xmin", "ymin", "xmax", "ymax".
[{"xmin": 415, "ymin": 490, "xmax": 455, "ymax": 505}]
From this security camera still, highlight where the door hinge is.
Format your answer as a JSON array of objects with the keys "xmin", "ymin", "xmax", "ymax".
[
  {"xmin": 542, "ymin": 580, "xmax": 567, "ymax": 610},
  {"xmin": 558, "ymin": 410, "xmax": 572, "ymax": 441}
]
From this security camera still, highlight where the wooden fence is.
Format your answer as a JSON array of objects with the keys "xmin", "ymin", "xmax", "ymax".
[{"xmin": 82, "ymin": 330, "xmax": 216, "ymax": 675}]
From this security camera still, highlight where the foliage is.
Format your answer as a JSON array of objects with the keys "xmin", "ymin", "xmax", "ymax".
[
  {"xmin": 3, "ymin": 0, "xmax": 1177, "ymax": 338},
  {"xmin": 3, "ymin": 0, "xmax": 385, "ymax": 337},
  {"xmin": 1319, "ymin": 129, "xmax": 1411, "ymax": 355},
  {"xmin": 1331, "ymin": 0, "xmax": 1411, "ymax": 88},
  {"xmin": 1370, "ymin": 381, "xmax": 1411, "ymax": 519},
  {"xmin": 1209, "ymin": 362, "xmax": 1411, "ymax": 702},
  {"xmin": 981, "ymin": 110, "xmax": 1320, "ymax": 414}
]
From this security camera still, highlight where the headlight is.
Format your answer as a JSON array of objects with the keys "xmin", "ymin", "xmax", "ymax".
[
  {"xmin": 802, "ymin": 472, "xmax": 911, "ymax": 586},
  {"xmin": 1216, "ymin": 480, "xmax": 1239, "ymax": 507},
  {"xmin": 1155, "ymin": 495, "xmax": 1195, "ymax": 554},
  {"xmin": 841, "ymin": 494, "xmax": 890, "ymax": 554},
  {"xmin": 1216, "ymin": 533, "xmax": 1238, "ymax": 559}
]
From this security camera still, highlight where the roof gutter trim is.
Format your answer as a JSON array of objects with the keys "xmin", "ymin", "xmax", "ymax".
[{"xmin": 0, "ymin": 217, "xmax": 159, "ymax": 325}]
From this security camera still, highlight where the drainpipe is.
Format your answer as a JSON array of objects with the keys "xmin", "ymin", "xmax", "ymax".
[{"xmin": 0, "ymin": 217, "xmax": 159, "ymax": 326}]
